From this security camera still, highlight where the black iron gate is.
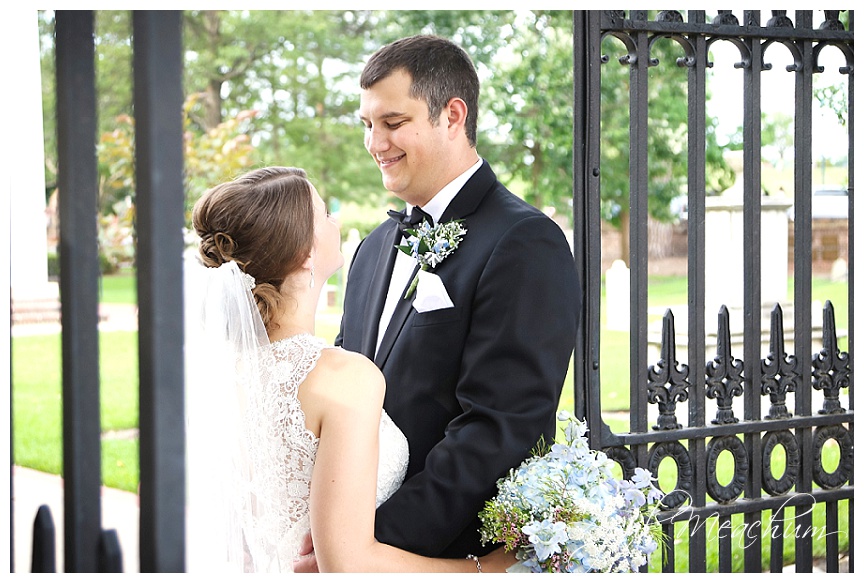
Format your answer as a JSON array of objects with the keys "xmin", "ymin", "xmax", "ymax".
[
  {"xmin": 572, "ymin": 10, "xmax": 853, "ymax": 572},
  {"xmin": 16, "ymin": 10, "xmax": 187, "ymax": 573}
]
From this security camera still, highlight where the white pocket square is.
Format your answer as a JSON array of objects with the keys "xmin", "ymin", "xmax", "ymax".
[{"xmin": 412, "ymin": 270, "xmax": 454, "ymax": 313}]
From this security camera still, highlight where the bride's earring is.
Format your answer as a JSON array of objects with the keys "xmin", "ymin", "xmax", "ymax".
[{"xmin": 309, "ymin": 265, "xmax": 315, "ymax": 289}]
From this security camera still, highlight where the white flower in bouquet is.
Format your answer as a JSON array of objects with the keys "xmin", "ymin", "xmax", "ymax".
[{"xmin": 478, "ymin": 411, "xmax": 664, "ymax": 573}]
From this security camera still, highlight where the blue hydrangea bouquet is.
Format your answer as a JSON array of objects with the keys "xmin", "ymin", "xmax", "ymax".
[{"xmin": 478, "ymin": 411, "xmax": 664, "ymax": 573}]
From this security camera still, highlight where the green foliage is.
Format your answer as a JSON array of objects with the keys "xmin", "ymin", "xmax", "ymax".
[
  {"xmin": 95, "ymin": 94, "xmax": 259, "ymax": 230},
  {"xmin": 47, "ymin": 252, "xmax": 60, "ymax": 278},
  {"xmin": 599, "ymin": 33, "xmax": 735, "ymax": 229},
  {"xmin": 12, "ymin": 329, "xmax": 139, "ymax": 491},
  {"xmin": 181, "ymin": 10, "xmax": 387, "ymax": 211},
  {"xmin": 181, "ymin": 95, "xmax": 259, "ymax": 215},
  {"xmin": 483, "ymin": 11, "xmax": 575, "ymax": 215}
]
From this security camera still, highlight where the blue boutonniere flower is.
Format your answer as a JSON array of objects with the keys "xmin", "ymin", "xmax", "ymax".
[{"xmin": 396, "ymin": 218, "xmax": 467, "ymax": 299}]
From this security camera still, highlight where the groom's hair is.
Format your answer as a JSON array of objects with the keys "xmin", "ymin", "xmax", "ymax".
[{"xmin": 360, "ymin": 34, "xmax": 479, "ymax": 147}]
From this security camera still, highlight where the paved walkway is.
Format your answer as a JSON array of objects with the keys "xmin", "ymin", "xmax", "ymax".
[{"xmin": 11, "ymin": 466, "xmax": 140, "ymax": 573}]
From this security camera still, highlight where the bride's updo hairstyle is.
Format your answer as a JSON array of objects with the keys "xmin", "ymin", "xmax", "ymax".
[{"xmin": 192, "ymin": 166, "xmax": 315, "ymax": 332}]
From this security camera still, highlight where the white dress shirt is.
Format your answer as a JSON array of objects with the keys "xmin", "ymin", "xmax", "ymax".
[{"xmin": 375, "ymin": 157, "xmax": 482, "ymax": 355}]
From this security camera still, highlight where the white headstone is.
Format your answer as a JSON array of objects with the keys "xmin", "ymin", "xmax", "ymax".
[
  {"xmin": 605, "ymin": 259, "xmax": 630, "ymax": 331},
  {"xmin": 705, "ymin": 193, "xmax": 792, "ymax": 314}
]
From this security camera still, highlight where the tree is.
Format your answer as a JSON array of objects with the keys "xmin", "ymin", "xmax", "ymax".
[
  {"xmin": 180, "ymin": 10, "xmax": 390, "ymax": 215},
  {"xmin": 39, "ymin": 10, "xmax": 135, "ymax": 199},
  {"xmin": 483, "ymin": 11, "xmax": 575, "ymax": 215},
  {"xmin": 598, "ymin": 30, "xmax": 735, "ymax": 265},
  {"xmin": 97, "ymin": 95, "xmax": 258, "ymax": 222},
  {"xmin": 39, "ymin": 8, "xmax": 737, "ymax": 257},
  {"xmin": 92, "ymin": 94, "xmax": 258, "ymax": 269}
]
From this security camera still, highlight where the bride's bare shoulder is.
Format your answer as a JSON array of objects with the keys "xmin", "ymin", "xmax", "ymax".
[
  {"xmin": 306, "ymin": 347, "xmax": 384, "ymax": 397},
  {"xmin": 319, "ymin": 346, "xmax": 380, "ymax": 374}
]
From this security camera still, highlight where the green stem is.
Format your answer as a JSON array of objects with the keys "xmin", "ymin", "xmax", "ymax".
[{"xmin": 404, "ymin": 273, "xmax": 419, "ymax": 300}]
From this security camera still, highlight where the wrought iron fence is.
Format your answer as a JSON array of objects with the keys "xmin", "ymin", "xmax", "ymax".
[
  {"xmin": 21, "ymin": 10, "xmax": 186, "ymax": 573},
  {"xmin": 572, "ymin": 10, "xmax": 853, "ymax": 572}
]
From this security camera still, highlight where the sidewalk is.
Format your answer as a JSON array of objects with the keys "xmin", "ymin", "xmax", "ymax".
[
  {"xmin": 11, "ymin": 303, "xmax": 139, "ymax": 337},
  {"xmin": 12, "ymin": 305, "xmax": 141, "ymax": 572},
  {"xmin": 11, "ymin": 466, "xmax": 140, "ymax": 573}
]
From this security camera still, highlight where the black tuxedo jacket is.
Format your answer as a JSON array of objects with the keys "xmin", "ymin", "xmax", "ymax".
[{"xmin": 337, "ymin": 160, "xmax": 581, "ymax": 558}]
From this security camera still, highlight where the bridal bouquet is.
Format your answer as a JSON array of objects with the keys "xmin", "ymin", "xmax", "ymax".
[{"xmin": 478, "ymin": 411, "xmax": 664, "ymax": 573}]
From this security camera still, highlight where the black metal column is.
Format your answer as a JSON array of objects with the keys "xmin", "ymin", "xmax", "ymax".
[
  {"xmin": 792, "ymin": 9, "xmax": 815, "ymax": 573},
  {"xmin": 55, "ymin": 10, "xmax": 102, "ymax": 574},
  {"xmin": 572, "ymin": 10, "xmax": 596, "ymax": 425},
  {"xmin": 132, "ymin": 10, "xmax": 186, "ymax": 573},
  {"xmin": 686, "ymin": 9, "xmax": 708, "ymax": 573},
  {"xmin": 741, "ymin": 9, "xmax": 764, "ymax": 573}
]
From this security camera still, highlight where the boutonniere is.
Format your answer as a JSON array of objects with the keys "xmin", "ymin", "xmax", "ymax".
[{"xmin": 396, "ymin": 218, "xmax": 467, "ymax": 299}]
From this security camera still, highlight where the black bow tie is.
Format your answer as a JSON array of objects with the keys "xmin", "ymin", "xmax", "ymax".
[{"xmin": 387, "ymin": 206, "xmax": 434, "ymax": 233}]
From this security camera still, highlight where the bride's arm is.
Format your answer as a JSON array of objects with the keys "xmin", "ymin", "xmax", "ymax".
[{"xmin": 303, "ymin": 350, "xmax": 498, "ymax": 573}]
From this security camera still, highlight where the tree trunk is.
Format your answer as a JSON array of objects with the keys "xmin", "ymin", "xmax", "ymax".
[
  {"xmin": 203, "ymin": 79, "xmax": 223, "ymax": 130},
  {"xmin": 202, "ymin": 10, "xmax": 223, "ymax": 130},
  {"xmin": 619, "ymin": 208, "xmax": 630, "ymax": 268},
  {"xmin": 530, "ymin": 142, "xmax": 543, "ymax": 210}
]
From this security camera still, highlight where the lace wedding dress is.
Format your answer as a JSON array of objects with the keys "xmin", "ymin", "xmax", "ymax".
[
  {"xmin": 184, "ymin": 260, "xmax": 407, "ymax": 573},
  {"xmin": 266, "ymin": 333, "xmax": 409, "ymax": 571}
]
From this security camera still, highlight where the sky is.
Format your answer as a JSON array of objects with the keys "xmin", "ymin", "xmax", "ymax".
[{"xmin": 706, "ymin": 35, "xmax": 850, "ymax": 164}]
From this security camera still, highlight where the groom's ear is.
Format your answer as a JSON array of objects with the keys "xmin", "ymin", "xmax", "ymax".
[{"xmin": 444, "ymin": 97, "xmax": 468, "ymax": 138}]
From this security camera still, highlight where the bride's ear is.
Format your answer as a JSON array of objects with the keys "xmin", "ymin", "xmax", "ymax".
[{"xmin": 301, "ymin": 254, "xmax": 314, "ymax": 271}]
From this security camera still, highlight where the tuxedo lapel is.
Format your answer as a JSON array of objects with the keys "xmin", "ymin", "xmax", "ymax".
[
  {"xmin": 372, "ymin": 162, "xmax": 497, "ymax": 367},
  {"xmin": 374, "ymin": 263, "xmax": 420, "ymax": 368},
  {"xmin": 360, "ymin": 223, "xmax": 403, "ymax": 359}
]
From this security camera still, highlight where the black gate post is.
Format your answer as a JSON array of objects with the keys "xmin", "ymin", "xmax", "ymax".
[
  {"xmin": 55, "ymin": 10, "xmax": 102, "ymax": 573},
  {"xmin": 132, "ymin": 10, "xmax": 187, "ymax": 573}
]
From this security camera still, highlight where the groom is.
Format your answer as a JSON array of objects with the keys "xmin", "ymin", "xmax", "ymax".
[{"xmin": 307, "ymin": 34, "xmax": 580, "ymax": 566}]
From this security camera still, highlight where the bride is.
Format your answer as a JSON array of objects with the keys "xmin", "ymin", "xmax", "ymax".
[{"xmin": 183, "ymin": 166, "xmax": 511, "ymax": 572}]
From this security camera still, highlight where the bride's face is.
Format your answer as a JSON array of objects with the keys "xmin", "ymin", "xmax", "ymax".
[{"xmin": 311, "ymin": 185, "xmax": 344, "ymax": 280}]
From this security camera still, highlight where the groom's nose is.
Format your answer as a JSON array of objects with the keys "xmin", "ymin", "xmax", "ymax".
[{"xmin": 365, "ymin": 125, "xmax": 389, "ymax": 155}]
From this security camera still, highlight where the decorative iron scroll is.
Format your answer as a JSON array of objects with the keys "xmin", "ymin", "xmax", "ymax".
[
  {"xmin": 647, "ymin": 310, "xmax": 690, "ymax": 430},
  {"xmin": 705, "ymin": 435, "xmax": 748, "ymax": 503},
  {"xmin": 647, "ymin": 441, "xmax": 692, "ymax": 510},
  {"xmin": 812, "ymin": 424, "xmax": 854, "ymax": 489},
  {"xmin": 705, "ymin": 306, "xmax": 745, "ymax": 424},
  {"xmin": 604, "ymin": 445, "xmax": 637, "ymax": 479},
  {"xmin": 602, "ymin": 9, "xmax": 851, "ymax": 32},
  {"xmin": 812, "ymin": 301, "xmax": 850, "ymax": 414},
  {"xmin": 760, "ymin": 304, "xmax": 798, "ymax": 420},
  {"xmin": 767, "ymin": 10, "xmax": 794, "ymax": 28},
  {"xmin": 761, "ymin": 430, "xmax": 800, "ymax": 495},
  {"xmin": 712, "ymin": 11, "xmax": 739, "ymax": 26},
  {"xmin": 820, "ymin": 10, "xmax": 846, "ymax": 30},
  {"xmin": 656, "ymin": 10, "xmax": 683, "ymax": 23}
]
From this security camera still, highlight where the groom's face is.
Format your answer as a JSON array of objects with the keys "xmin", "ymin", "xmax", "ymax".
[{"xmin": 359, "ymin": 69, "xmax": 451, "ymax": 207}]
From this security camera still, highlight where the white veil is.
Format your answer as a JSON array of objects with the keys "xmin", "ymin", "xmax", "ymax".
[{"xmin": 183, "ymin": 254, "xmax": 282, "ymax": 572}]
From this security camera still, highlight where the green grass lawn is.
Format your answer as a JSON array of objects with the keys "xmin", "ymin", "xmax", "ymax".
[
  {"xmin": 12, "ymin": 271, "xmax": 849, "ymax": 570},
  {"xmin": 592, "ymin": 274, "xmax": 850, "ymax": 414},
  {"xmin": 99, "ymin": 269, "xmax": 137, "ymax": 304}
]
